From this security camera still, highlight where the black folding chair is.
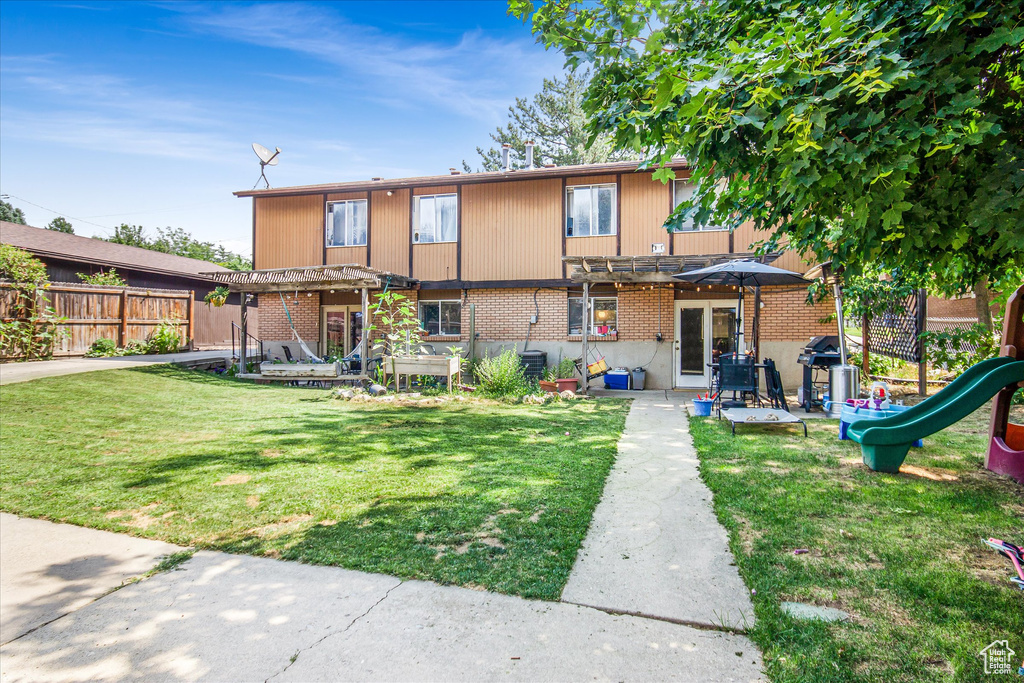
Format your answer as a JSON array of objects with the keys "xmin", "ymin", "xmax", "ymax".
[
  {"xmin": 762, "ymin": 358, "xmax": 789, "ymax": 411},
  {"xmin": 716, "ymin": 354, "xmax": 758, "ymax": 417}
]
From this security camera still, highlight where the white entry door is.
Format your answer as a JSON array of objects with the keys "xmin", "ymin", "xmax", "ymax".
[{"xmin": 674, "ymin": 301, "xmax": 739, "ymax": 388}]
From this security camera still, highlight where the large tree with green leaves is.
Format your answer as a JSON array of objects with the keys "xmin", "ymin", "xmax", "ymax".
[
  {"xmin": 513, "ymin": 0, "xmax": 1023, "ymax": 295},
  {"xmin": 0, "ymin": 200, "xmax": 26, "ymax": 225},
  {"xmin": 467, "ymin": 71, "xmax": 636, "ymax": 171},
  {"xmin": 45, "ymin": 217, "xmax": 74, "ymax": 234},
  {"xmin": 103, "ymin": 224, "xmax": 251, "ymax": 271}
]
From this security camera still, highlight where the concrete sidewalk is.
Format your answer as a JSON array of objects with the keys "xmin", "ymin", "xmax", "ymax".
[
  {"xmin": 0, "ymin": 516, "xmax": 763, "ymax": 682},
  {"xmin": 562, "ymin": 395, "xmax": 756, "ymax": 631},
  {"xmin": 0, "ymin": 350, "xmax": 231, "ymax": 385}
]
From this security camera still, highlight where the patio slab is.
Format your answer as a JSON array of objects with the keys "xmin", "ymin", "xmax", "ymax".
[
  {"xmin": 0, "ymin": 351, "xmax": 232, "ymax": 386},
  {"xmin": 561, "ymin": 396, "xmax": 756, "ymax": 631},
  {"xmin": 0, "ymin": 513, "xmax": 180, "ymax": 645}
]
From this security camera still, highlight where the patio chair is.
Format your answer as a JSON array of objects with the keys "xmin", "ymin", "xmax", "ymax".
[{"xmin": 716, "ymin": 354, "xmax": 758, "ymax": 417}]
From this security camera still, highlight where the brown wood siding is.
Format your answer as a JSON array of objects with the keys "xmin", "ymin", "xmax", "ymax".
[
  {"xmin": 412, "ymin": 243, "xmax": 458, "ymax": 281},
  {"xmin": 254, "ymin": 195, "xmax": 322, "ymax": 269},
  {"xmin": 462, "ymin": 179, "xmax": 562, "ymax": 281},
  {"xmin": 413, "ymin": 185, "xmax": 458, "ymax": 196},
  {"xmin": 673, "ymin": 230, "xmax": 731, "ymax": 255},
  {"xmin": 567, "ymin": 175, "xmax": 616, "ymax": 187},
  {"xmin": 369, "ymin": 189, "xmax": 410, "ymax": 276},
  {"xmin": 732, "ymin": 221, "xmax": 759, "ymax": 254},
  {"xmin": 326, "ymin": 192, "xmax": 367, "ymax": 201},
  {"xmin": 566, "ymin": 235, "xmax": 617, "ymax": 257},
  {"xmin": 620, "ymin": 172, "xmax": 672, "ymax": 256},
  {"xmin": 325, "ymin": 246, "xmax": 368, "ymax": 265}
]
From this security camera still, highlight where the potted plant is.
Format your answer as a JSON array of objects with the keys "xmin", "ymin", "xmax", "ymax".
[
  {"xmin": 539, "ymin": 367, "xmax": 558, "ymax": 393},
  {"xmin": 554, "ymin": 357, "xmax": 579, "ymax": 393}
]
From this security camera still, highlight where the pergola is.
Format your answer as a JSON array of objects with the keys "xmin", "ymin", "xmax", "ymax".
[
  {"xmin": 202, "ymin": 265, "xmax": 415, "ymax": 377},
  {"xmin": 562, "ymin": 253, "xmax": 780, "ymax": 392}
]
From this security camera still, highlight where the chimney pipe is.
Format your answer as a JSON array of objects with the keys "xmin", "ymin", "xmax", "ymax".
[
  {"xmin": 501, "ymin": 143, "xmax": 511, "ymax": 171},
  {"xmin": 525, "ymin": 141, "xmax": 535, "ymax": 170}
]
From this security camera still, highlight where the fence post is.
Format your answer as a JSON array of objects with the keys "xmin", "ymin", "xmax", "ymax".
[
  {"xmin": 187, "ymin": 290, "xmax": 195, "ymax": 350},
  {"xmin": 239, "ymin": 293, "xmax": 248, "ymax": 374},
  {"xmin": 119, "ymin": 289, "xmax": 128, "ymax": 347},
  {"xmin": 581, "ymin": 282, "xmax": 590, "ymax": 394},
  {"xmin": 862, "ymin": 313, "xmax": 871, "ymax": 377},
  {"xmin": 917, "ymin": 289, "xmax": 927, "ymax": 396}
]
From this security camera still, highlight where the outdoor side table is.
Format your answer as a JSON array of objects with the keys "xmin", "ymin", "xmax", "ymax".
[{"xmin": 720, "ymin": 408, "xmax": 808, "ymax": 437}]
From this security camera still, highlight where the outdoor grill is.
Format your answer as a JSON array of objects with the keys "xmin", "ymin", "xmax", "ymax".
[{"xmin": 797, "ymin": 335, "xmax": 843, "ymax": 412}]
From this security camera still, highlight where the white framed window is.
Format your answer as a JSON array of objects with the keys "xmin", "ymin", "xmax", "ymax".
[
  {"xmin": 326, "ymin": 199, "xmax": 368, "ymax": 247},
  {"xmin": 419, "ymin": 300, "xmax": 461, "ymax": 336},
  {"xmin": 672, "ymin": 180, "xmax": 727, "ymax": 232},
  {"xmin": 414, "ymin": 194, "xmax": 458, "ymax": 243},
  {"xmin": 568, "ymin": 296, "xmax": 617, "ymax": 337},
  {"xmin": 566, "ymin": 184, "xmax": 616, "ymax": 237}
]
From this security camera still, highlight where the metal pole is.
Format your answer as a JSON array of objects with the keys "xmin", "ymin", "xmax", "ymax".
[
  {"xmin": 918, "ymin": 289, "xmax": 927, "ymax": 396},
  {"xmin": 239, "ymin": 292, "xmax": 248, "ymax": 375},
  {"xmin": 833, "ymin": 279, "xmax": 848, "ymax": 366},
  {"xmin": 582, "ymin": 282, "xmax": 590, "ymax": 394},
  {"xmin": 361, "ymin": 287, "xmax": 368, "ymax": 377},
  {"xmin": 862, "ymin": 313, "xmax": 871, "ymax": 377}
]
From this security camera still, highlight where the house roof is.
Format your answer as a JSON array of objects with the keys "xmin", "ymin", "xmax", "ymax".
[
  {"xmin": 234, "ymin": 159, "xmax": 691, "ymax": 198},
  {"xmin": 0, "ymin": 221, "xmax": 231, "ymax": 281}
]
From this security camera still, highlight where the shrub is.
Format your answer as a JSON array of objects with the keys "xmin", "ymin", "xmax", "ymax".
[
  {"xmin": 0, "ymin": 244, "xmax": 48, "ymax": 284},
  {"xmin": 148, "ymin": 319, "xmax": 187, "ymax": 354},
  {"xmin": 475, "ymin": 349, "xmax": 532, "ymax": 397},
  {"xmin": 848, "ymin": 351, "xmax": 904, "ymax": 377},
  {"xmin": 85, "ymin": 338, "xmax": 118, "ymax": 357},
  {"xmin": 77, "ymin": 269, "xmax": 127, "ymax": 286},
  {"xmin": 919, "ymin": 324, "xmax": 998, "ymax": 375},
  {"xmin": 0, "ymin": 244, "xmax": 66, "ymax": 360}
]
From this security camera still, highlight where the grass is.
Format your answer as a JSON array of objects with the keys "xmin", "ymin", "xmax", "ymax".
[
  {"xmin": 0, "ymin": 366, "xmax": 630, "ymax": 600},
  {"xmin": 690, "ymin": 406, "xmax": 1024, "ymax": 682}
]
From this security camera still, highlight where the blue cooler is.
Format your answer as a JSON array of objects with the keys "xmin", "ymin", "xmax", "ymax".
[{"xmin": 604, "ymin": 370, "xmax": 631, "ymax": 390}]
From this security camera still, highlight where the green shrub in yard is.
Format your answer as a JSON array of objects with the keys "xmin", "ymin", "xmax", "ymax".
[
  {"xmin": 475, "ymin": 349, "xmax": 533, "ymax": 398},
  {"xmin": 148, "ymin": 318, "xmax": 187, "ymax": 354},
  {"xmin": 85, "ymin": 338, "xmax": 118, "ymax": 357},
  {"xmin": 919, "ymin": 324, "xmax": 998, "ymax": 375}
]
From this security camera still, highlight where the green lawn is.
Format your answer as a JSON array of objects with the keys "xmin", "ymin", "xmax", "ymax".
[
  {"xmin": 0, "ymin": 366, "xmax": 630, "ymax": 600},
  {"xmin": 691, "ymin": 407, "xmax": 1024, "ymax": 683}
]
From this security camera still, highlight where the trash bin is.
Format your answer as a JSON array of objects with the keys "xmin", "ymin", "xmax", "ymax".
[{"xmin": 631, "ymin": 367, "xmax": 646, "ymax": 390}]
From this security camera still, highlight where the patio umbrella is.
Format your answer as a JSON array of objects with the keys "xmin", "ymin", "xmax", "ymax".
[{"xmin": 673, "ymin": 260, "xmax": 810, "ymax": 354}]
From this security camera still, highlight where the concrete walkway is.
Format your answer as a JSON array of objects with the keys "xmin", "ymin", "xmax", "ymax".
[
  {"xmin": 563, "ymin": 395, "xmax": 756, "ymax": 631},
  {"xmin": 0, "ymin": 514, "xmax": 763, "ymax": 682},
  {"xmin": 0, "ymin": 351, "xmax": 231, "ymax": 385}
]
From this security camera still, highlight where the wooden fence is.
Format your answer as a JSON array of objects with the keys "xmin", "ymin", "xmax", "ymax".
[{"xmin": 1, "ymin": 282, "xmax": 194, "ymax": 358}]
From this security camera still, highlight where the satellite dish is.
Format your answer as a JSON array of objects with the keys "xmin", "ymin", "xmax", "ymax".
[{"xmin": 252, "ymin": 143, "xmax": 282, "ymax": 189}]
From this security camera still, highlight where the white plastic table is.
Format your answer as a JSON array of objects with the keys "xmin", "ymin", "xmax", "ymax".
[{"xmin": 720, "ymin": 408, "xmax": 808, "ymax": 437}]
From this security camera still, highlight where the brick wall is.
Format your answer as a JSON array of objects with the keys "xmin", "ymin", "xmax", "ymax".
[
  {"xmin": 466, "ymin": 287, "xmax": 565, "ymax": 342},
  {"xmin": 616, "ymin": 285, "xmax": 675, "ymax": 341},
  {"xmin": 927, "ymin": 294, "xmax": 978, "ymax": 319},
  {"xmin": 757, "ymin": 288, "xmax": 835, "ymax": 342},
  {"xmin": 258, "ymin": 292, "xmax": 321, "ymax": 342}
]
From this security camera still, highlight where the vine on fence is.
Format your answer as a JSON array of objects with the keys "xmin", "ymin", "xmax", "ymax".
[{"xmin": 0, "ymin": 244, "xmax": 68, "ymax": 360}]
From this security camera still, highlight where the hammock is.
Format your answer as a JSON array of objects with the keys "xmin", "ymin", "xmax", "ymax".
[{"xmin": 279, "ymin": 292, "xmax": 323, "ymax": 362}]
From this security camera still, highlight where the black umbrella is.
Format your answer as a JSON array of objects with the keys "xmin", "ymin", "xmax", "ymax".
[{"xmin": 673, "ymin": 260, "xmax": 810, "ymax": 354}]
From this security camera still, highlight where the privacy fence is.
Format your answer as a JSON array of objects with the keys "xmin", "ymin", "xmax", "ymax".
[{"xmin": 0, "ymin": 282, "xmax": 194, "ymax": 359}]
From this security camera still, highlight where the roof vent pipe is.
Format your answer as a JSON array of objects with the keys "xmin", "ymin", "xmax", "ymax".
[
  {"xmin": 501, "ymin": 143, "xmax": 511, "ymax": 171},
  {"xmin": 525, "ymin": 141, "xmax": 535, "ymax": 170}
]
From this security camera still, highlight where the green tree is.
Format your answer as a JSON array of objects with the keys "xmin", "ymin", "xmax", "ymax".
[
  {"xmin": 46, "ymin": 217, "xmax": 74, "ymax": 234},
  {"xmin": 466, "ymin": 71, "xmax": 635, "ymax": 171},
  {"xmin": 101, "ymin": 223, "xmax": 251, "ymax": 271},
  {"xmin": 513, "ymin": 0, "xmax": 1024, "ymax": 295},
  {"xmin": 0, "ymin": 201, "xmax": 27, "ymax": 225},
  {"xmin": 78, "ymin": 268, "xmax": 127, "ymax": 286}
]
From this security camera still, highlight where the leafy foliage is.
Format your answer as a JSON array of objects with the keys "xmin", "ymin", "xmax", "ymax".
[
  {"xmin": 77, "ymin": 268, "xmax": 127, "ymax": 286},
  {"xmin": 147, "ymin": 318, "xmax": 187, "ymax": 354},
  {"xmin": 0, "ymin": 244, "xmax": 48, "ymax": 284},
  {"xmin": 45, "ymin": 217, "xmax": 74, "ymax": 234},
  {"xmin": 368, "ymin": 290, "xmax": 424, "ymax": 357},
  {"xmin": 203, "ymin": 286, "xmax": 230, "ymax": 307},
  {"xmin": 0, "ymin": 200, "xmax": 26, "ymax": 225},
  {"xmin": 0, "ymin": 245, "xmax": 66, "ymax": 360},
  {"xmin": 919, "ymin": 323, "xmax": 999, "ymax": 373},
  {"xmin": 475, "ymin": 349, "xmax": 534, "ymax": 397},
  {"xmin": 103, "ymin": 223, "xmax": 251, "ymax": 271},
  {"xmin": 467, "ymin": 71, "xmax": 635, "ymax": 171},
  {"xmin": 84, "ymin": 338, "xmax": 119, "ymax": 358},
  {"xmin": 514, "ymin": 0, "xmax": 1024, "ymax": 294}
]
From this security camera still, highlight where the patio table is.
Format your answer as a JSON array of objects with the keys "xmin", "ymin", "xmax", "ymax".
[{"xmin": 720, "ymin": 408, "xmax": 808, "ymax": 437}]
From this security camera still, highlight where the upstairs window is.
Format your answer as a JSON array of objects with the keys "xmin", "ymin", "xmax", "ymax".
[
  {"xmin": 672, "ymin": 180, "xmax": 725, "ymax": 231},
  {"xmin": 414, "ymin": 194, "xmax": 458, "ymax": 243},
  {"xmin": 566, "ymin": 184, "xmax": 616, "ymax": 237},
  {"xmin": 419, "ymin": 300, "xmax": 461, "ymax": 336},
  {"xmin": 326, "ymin": 199, "xmax": 367, "ymax": 247}
]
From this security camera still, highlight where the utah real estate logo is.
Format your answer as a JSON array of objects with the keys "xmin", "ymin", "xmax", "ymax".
[{"xmin": 978, "ymin": 640, "xmax": 1017, "ymax": 676}]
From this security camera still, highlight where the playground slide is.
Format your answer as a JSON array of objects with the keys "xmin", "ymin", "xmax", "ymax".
[{"xmin": 848, "ymin": 356, "xmax": 1024, "ymax": 473}]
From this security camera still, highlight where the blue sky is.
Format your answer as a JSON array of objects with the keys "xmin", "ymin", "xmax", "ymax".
[{"xmin": 0, "ymin": 1, "xmax": 563, "ymax": 256}]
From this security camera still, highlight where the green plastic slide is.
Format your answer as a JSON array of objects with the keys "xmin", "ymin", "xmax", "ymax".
[{"xmin": 848, "ymin": 356, "xmax": 1024, "ymax": 472}]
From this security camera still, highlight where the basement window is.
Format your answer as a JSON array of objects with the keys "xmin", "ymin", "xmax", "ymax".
[
  {"xmin": 326, "ymin": 199, "xmax": 368, "ymax": 247},
  {"xmin": 566, "ymin": 184, "xmax": 616, "ymax": 237},
  {"xmin": 419, "ymin": 300, "xmax": 461, "ymax": 336},
  {"xmin": 568, "ymin": 296, "xmax": 617, "ymax": 336},
  {"xmin": 414, "ymin": 194, "xmax": 458, "ymax": 243}
]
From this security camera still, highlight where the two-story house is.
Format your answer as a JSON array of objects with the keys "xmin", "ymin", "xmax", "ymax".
[{"xmin": 229, "ymin": 159, "xmax": 834, "ymax": 390}]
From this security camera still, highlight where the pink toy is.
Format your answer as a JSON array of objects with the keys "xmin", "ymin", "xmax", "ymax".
[{"xmin": 988, "ymin": 284, "xmax": 1024, "ymax": 484}]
